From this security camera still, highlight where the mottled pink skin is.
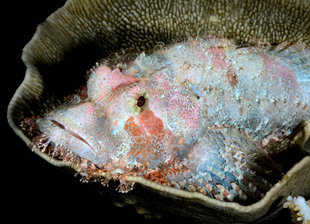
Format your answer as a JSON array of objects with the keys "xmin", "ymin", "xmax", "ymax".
[
  {"xmin": 87, "ymin": 66, "xmax": 138, "ymax": 100},
  {"xmin": 208, "ymin": 47, "xmax": 227, "ymax": 70},
  {"xmin": 167, "ymin": 92, "xmax": 201, "ymax": 130},
  {"xmin": 193, "ymin": 46, "xmax": 208, "ymax": 62},
  {"xmin": 85, "ymin": 103, "xmax": 96, "ymax": 116},
  {"xmin": 262, "ymin": 55, "xmax": 297, "ymax": 85},
  {"xmin": 154, "ymin": 73, "xmax": 172, "ymax": 90},
  {"xmin": 95, "ymin": 66, "xmax": 138, "ymax": 90},
  {"xmin": 36, "ymin": 38, "xmax": 309, "ymax": 197}
]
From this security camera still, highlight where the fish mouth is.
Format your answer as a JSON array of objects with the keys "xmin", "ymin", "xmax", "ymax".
[
  {"xmin": 48, "ymin": 119, "xmax": 97, "ymax": 156},
  {"xmin": 21, "ymin": 116, "xmax": 101, "ymax": 169}
]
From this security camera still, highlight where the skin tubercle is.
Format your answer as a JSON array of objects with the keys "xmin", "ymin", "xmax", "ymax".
[{"xmin": 25, "ymin": 38, "xmax": 310, "ymax": 204}]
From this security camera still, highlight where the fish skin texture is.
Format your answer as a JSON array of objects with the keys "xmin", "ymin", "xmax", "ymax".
[{"xmin": 31, "ymin": 38, "xmax": 310, "ymax": 203}]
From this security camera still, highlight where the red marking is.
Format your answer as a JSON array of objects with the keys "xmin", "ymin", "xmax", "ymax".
[
  {"xmin": 124, "ymin": 110, "xmax": 165, "ymax": 161},
  {"xmin": 227, "ymin": 64, "xmax": 238, "ymax": 87},
  {"xmin": 124, "ymin": 117, "xmax": 145, "ymax": 136},
  {"xmin": 144, "ymin": 170, "xmax": 168, "ymax": 185},
  {"xmin": 144, "ymin": 161, "xmax": 188, "ymax": 185},
  {"xmin": 208, "ymin": 47, "xmax": 227, "ymax": 70},
  {"xmin": 262, "ymin": 55, "xmax": 297, "ymax": 84},
  {"xmin": 138, "ymin": 110, "xmax": 164, "ymax": 136},
  {"xmin": 125, "ymin": 110, "xmax": 164, "ymax": 136},
  {"xmin": 126, "ymin": 136, "xmax": 156, "ymax": 160}
]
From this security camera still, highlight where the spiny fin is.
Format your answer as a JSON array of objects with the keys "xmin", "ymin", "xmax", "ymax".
[
  {"xmin": 263, "ymin": 120, "xmax": 310, "ymax": 156},
  {"xmin": 270, "ymin": 43, "xmax": 310, "ymax": 102},
  {"xmin": 271, "ymin": 43, "xmax": 310, "ymax": 77},
  {"xmin": 167, "ymin": 126, "xmax": 280, "ymax": 204}
]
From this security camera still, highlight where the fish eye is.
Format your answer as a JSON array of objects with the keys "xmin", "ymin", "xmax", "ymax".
[{"xmin": 136, "ymin": 95, "xmax": 146, "ymax": 107}]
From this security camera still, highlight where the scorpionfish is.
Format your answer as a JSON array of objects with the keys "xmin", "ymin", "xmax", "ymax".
[{"xmin": 24, "ymin": 38, "xmax": 310, "ymax": 204}]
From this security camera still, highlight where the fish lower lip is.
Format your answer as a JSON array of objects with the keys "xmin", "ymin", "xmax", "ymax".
[{"xmin": 50, "ymin": 119, "xmax": 97, "ymax": 155}]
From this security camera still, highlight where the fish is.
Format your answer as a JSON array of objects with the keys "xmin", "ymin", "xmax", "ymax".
[{"xmin": 22, "ymin": 37, "xmax": 310, "ymax": 205}]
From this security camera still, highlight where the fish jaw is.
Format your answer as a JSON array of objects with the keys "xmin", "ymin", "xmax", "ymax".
[{"xmin": 34, "ymin": 102, "xmax": 117, "ymax": 166}]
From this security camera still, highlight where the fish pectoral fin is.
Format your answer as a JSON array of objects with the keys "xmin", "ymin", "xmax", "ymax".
[{"xmin": 167, "ymin": 126, "xmax": 278, "ymax": 204}]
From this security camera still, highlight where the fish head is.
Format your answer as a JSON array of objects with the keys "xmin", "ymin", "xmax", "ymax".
[{"xmin": 34, "ymin": 60, "xmax": 204, "ymax": 176}]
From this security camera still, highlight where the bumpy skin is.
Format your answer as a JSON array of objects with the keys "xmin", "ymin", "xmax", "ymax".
[{"xmin": 34, "ymin": 38, "xmax": 310, "ymax": 204}]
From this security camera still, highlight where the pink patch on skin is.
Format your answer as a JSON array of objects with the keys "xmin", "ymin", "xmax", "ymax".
[
  {"xmin": 167, "ymin": 92, "xmax": 185, "ymax": 109},
  {"xmin": 94, "ymin": 65, "xmax": 112, "ymax": 74},
  {"xmin": 93, "ymin": 66, "xmax": 139, "ymax": 96},
  {"xmin": 162, "ymin": 80, "xmax": 172, "ymax": 90},
  {"xmin": 126, "ymin": 85, "xmax": 142, "ymax": 98},
  {"xmin": 85, "ymin": 103, "xmax": 96, "ymax": 115},
  {"xmin": 193, "ymin": 47, "xmax": 208, "ymax": 62},
  {"xmin": 262, "ymin": 55, "xmax": 297, "ymax": 84},
  {"xmin": 155, "ymin": 73, "xmax": 163, "ymax": 81},
  {"xmin": 208, "ymin": 47, "xmax": 227, "ymax": 70},
  {"xmin": 179, "ymin": 102, "xmax": 202, "ymax": 130},
  {"xmin": 167, "ymin": 92, "xmax": 201, "ymax": 130},
  {"xmin": 154, "ymin": 72, "xmax": 172, "ymax": 90}
]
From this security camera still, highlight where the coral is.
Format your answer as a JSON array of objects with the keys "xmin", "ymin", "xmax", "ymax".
[{"xmin": 283, "ymin": 196, "xmax": 310, "ymax": 224}]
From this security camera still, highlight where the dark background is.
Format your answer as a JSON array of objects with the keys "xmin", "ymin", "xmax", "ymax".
[
  {"xmin": 3, "ymin": 1, "xmax": 148, "ymax": 223},
  {"xmin": 3, "ymin": 1, "xmax": 294, "ymax": 223}
]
